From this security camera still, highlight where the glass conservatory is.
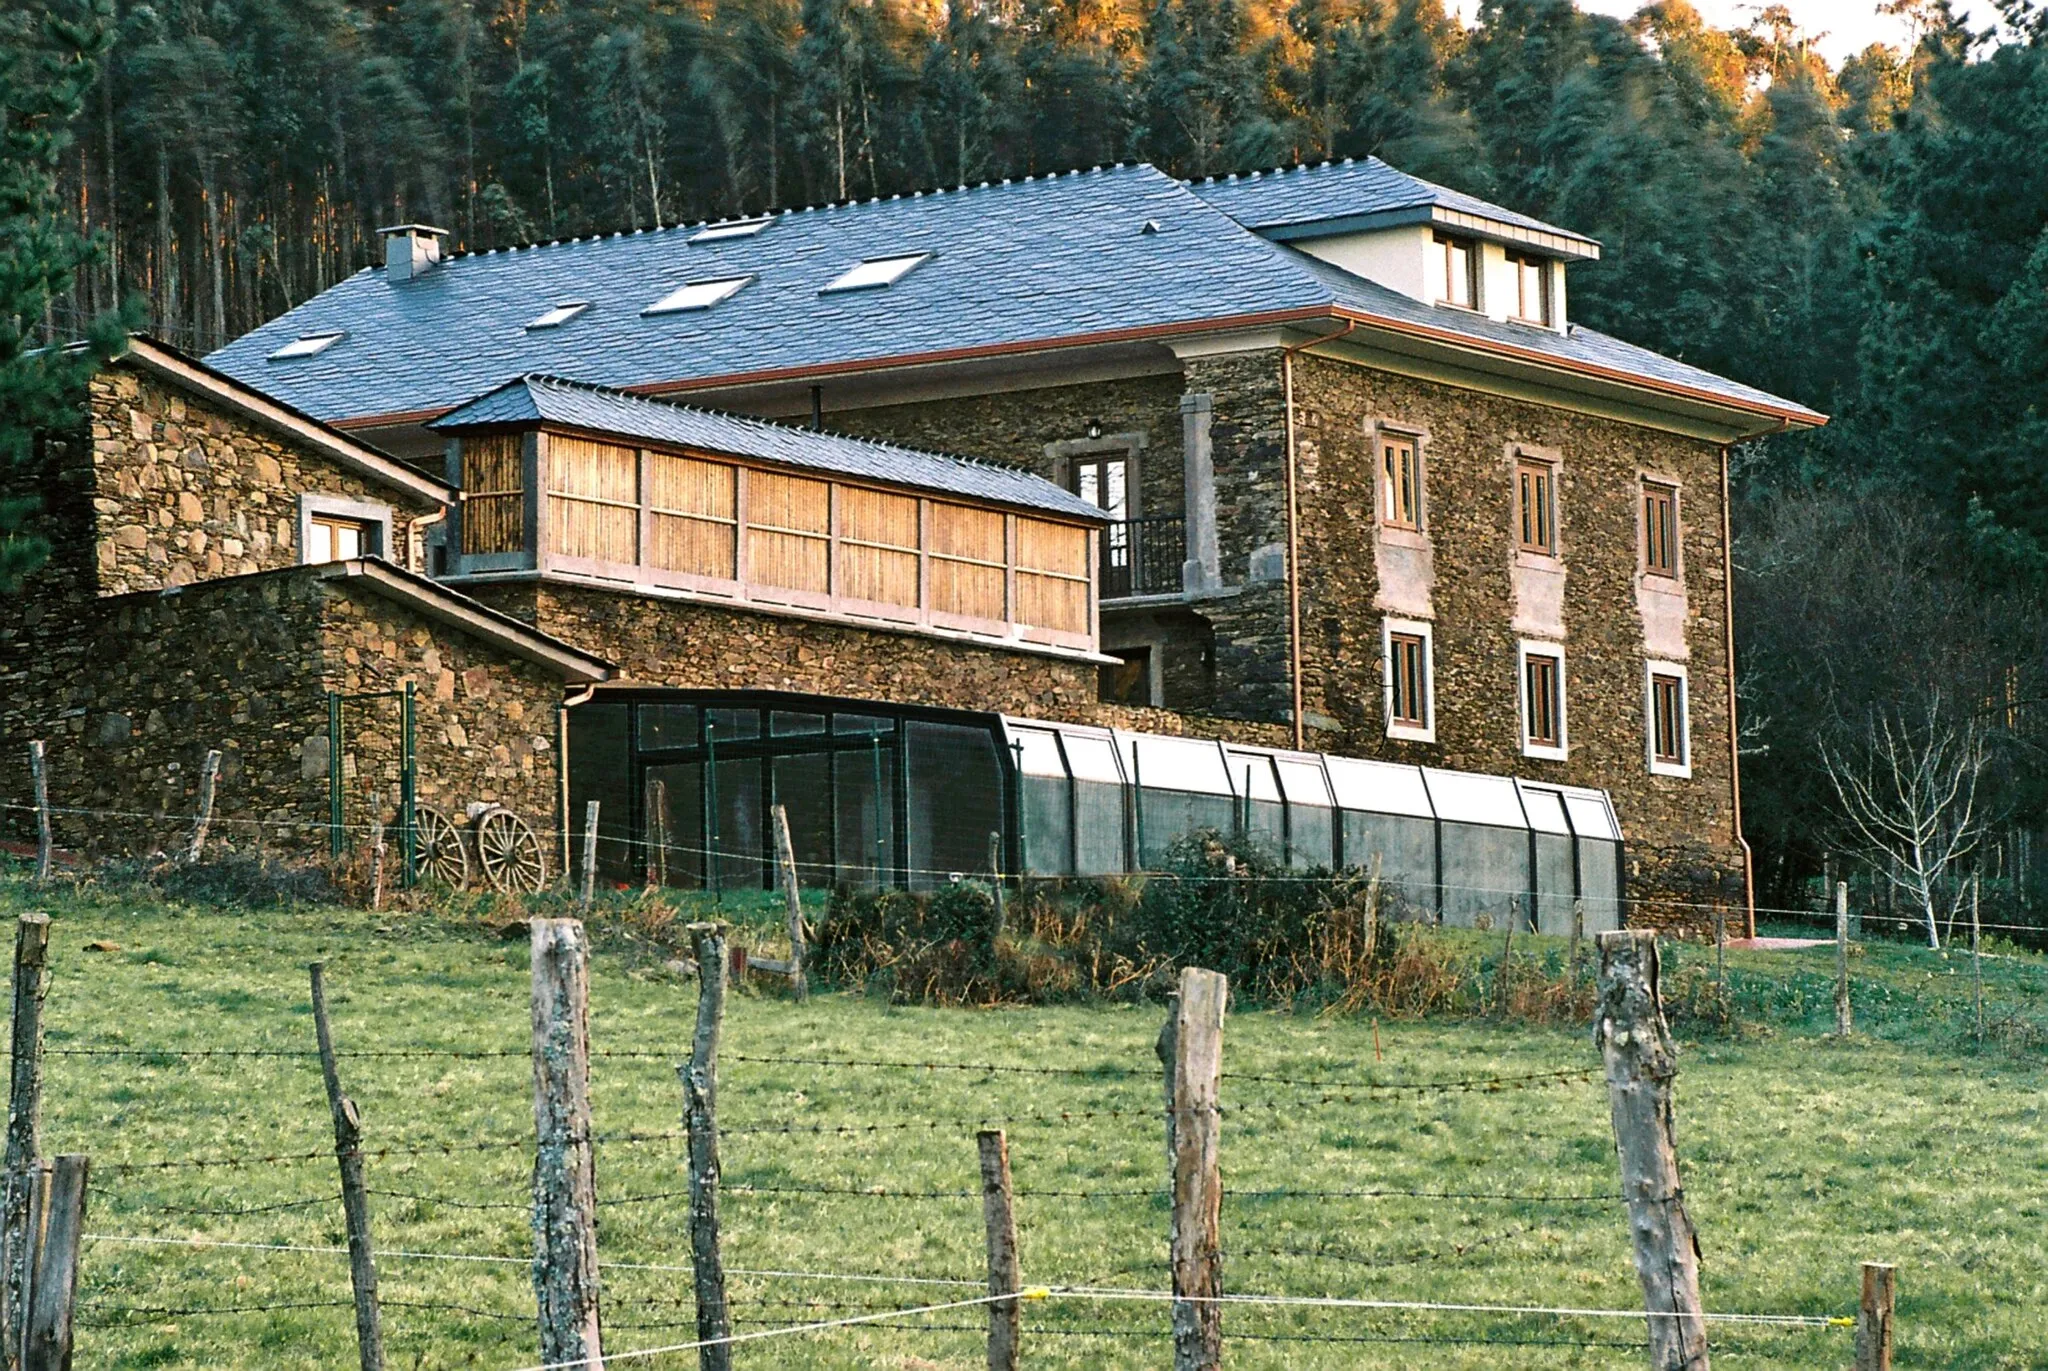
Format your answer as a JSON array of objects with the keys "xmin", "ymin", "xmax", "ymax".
[{"xmin": 566, "ymin": 688, "xmax": 1625, "ymax": 932}]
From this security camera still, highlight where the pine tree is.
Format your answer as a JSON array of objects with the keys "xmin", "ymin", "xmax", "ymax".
[{"xmin": 0, "ymin": 0, "xmax": 133, "ymax": 591}]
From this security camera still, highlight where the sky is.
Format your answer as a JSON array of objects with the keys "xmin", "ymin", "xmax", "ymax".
[{"xmin": 1449, "ymin": 0, "xmax": 2008, "ymax": 65}]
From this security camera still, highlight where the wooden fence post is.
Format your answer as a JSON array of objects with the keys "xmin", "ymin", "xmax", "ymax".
[
  {"xmin": 987, "ymin": 831, "xmax": 1007, "ymax": 943},
  {"xmin": 2, "ymin": 914, "xmax": 50, "ymax": 1368},
  {"xmin": 644, "ymin": 778, "xmax": 667, "ymax": 890},
  {"xmin": 771, "ymin": 807, "xmax": 808, "ymax": 1002},
  {"xmin": 25, "ymin": 745, "xmax": 48, "ymax": 885},
  {"xmin": 1568, "ymin": 899, "xmax": 1585, "ymax": 983},
  {"xmin": 368, "ymin": 823, "xmax": 387, "ymax": 913},
  {"xmin": 578, "ymin": 801, "xmax": 599, "ymax": 910},
  {"xmin": 19, "ymin": 1154, "xmax": 85, "ymax": 1371},
  {"xmin": 1157, "ymin": 966, "xmax": 1226, "ymax": 1371},
  {"xmin": 1971, "ymin": 875, "xmax": 1984, "ymax": 1045},
  {"xmin": 310, "ymin": 963, "xmax": 384, "ymax": 1371},
  {"xmin": 682, "ymin": 922, "xmax": 731, "ymax": 1371},
  {"xmin": 1835, "ymin": 880, "xmax": 1852, "ymax": 1037},
  {"xmin": 1854, "ymin": 1262, "xmax": 1894, "ymax": 1371},
  {"xmin": 1498, "ymin": 898, "xmax": 1518, "ymax": 1015},
  {"xmin": 528, "ymin": 919, "xmax": 602, "ymax": 1368},
  {"xmin": 978, "ymin": 1129, "xmax": 1021, "ymax": 1371},
  {"xmin": 182, "ymin": 749, "xmax": 222, "ymax": 864},
  {"xmin": 1594, "ymin": 931, "xmax": 1707, "ymax": 1371}
]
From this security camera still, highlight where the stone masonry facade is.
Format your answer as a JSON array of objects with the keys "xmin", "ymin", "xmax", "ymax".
[
  {"xmin": 817, "ymin": 350, "xmax": 1744, "ymax": 929},
  {"xmin": 87, "ymin": 366, "xmax": 441, "ymax": 595},
  {"xmin": 0, "ymin": 569, "xmax": 562, "ymax": 862}
]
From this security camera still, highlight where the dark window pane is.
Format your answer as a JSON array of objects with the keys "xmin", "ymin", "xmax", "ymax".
[
  {"xmin": 637, "ymin": 703, "xmax": 698, "ymax": 751},
  {"xmin": 833, "ymin": 742, "xmax": 896, "ymax": 886},
  {"xmin": 834, "ymin": 713, "xmax": 894, "ymax": 738},
  {"xmin": 706, "ymin": 708, "xmax": 760, "ymax": 742},
  {"xmin": 1074, "ymin": 780, "xmax": 1127, "ymax": 874},
  {"xmin": 772, "ymin": 751, "xmax": 833, "ymax": 882},
  {"xmin": 771, "ymin": 711, "xmax": 827, "ymax": 737},
  {"xmin": 1021, "ymin": 776, "xmax": 1073, "ymax": 875},
  {"xmin": 1137, "ymin": 790, "xmax": 1234, "ymax": 867},
  {"xmin": 646, "ymin": 761, "xmax": 705, "ymax": 889},
  {"xmin": 905, "ymin": 721, "xmax": 1003, "ymax": 891},
  {"xmin": 1534, "ymin": 832, "xmax": 1575, "ymax": 933},
  {"xmin": 568, "ymin": 703, "xmax": 632, "ymax": 882},
  {"xmin": 709, "ymin": 755, "xmax": 765, "ymax": 889}
]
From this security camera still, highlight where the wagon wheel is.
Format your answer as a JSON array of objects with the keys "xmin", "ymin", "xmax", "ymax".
[
  {"xmin": 476, "ymin": 808, "xmax": 548, "ymax": 893},
  {"xmin": 411, "ymin": 804, "xmax": 470, "ymax": 890}
]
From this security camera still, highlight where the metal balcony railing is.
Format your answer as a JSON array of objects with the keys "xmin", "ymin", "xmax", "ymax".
[{"xmin": 1100, "ymin": 515, "xmax": 1185, "ymax": 599}]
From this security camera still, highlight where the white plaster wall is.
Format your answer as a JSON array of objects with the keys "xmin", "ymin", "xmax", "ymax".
[{"xmin": 1294, "ymin": 226, "xmax": 1432, "ymax": 303}]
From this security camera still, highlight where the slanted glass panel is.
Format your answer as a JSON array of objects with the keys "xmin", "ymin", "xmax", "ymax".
[
  {"xmin": 1519, "ymin": 785, "xmax": 1571, "ymax": 834},
  {"xmin": 1325, "ymin": 757, "xmax": 1434, "ymax": 819},
  {"xmin": 1533, "ymin": 833, "xmax": 1576, "ymax": 933},
  {"xmin": 710, "ymin": 755, "xmax": 765, "ymax": 890},
  {"xmin": 705, "ymin": 707, "xmax": 760, "ymax": 742},
  {"xmin": 835, "ymin": 713, "xmax": 895, "ymax": 738},
  {"xmin": 1341, "ymin": 812, "xmax": 1437, "ymax": 915},
  {"xmin": 1578, "ymin": 839, "xmax": 1624, "ymax": 933},
  {"xmin": 646, "ymin": 760, "xmax": 705, "ymax": 888},
  {"xmin": 1010, "ymin": 727, "xmax": 1067, "ymax": 778},
  {"xmin": 567, "ymin": 702, "xmax": 632, "ymax": 882},
  {"xmin": 771, "ymin": 711, "xmax": 826, "ymax": 737},
  {"xmin": 1277, "ymin": 758, "xmax": 1335, "ymax": 870},
  {"xmin": 638, "ymin": 702, "xmax": 698, "ymax": 751},
  {"xmin": 906, "ymin": 721, "xmax": 1003, "ymax": 890},
  {"xmin": 833, "ymin": 741, "xmax": 896, "ymax": 887},
  {"xmin": 1061, "ymin": 732, "xmax": 1127, "ymax": 874},
  {"xmin": 1424, "ymin": 769, "xmax": 1527, "ymax": 830},
  {"xmin": 772, "ymin": 751, "xmax": 833, "ymax": 884},
  {"xmin": 1438, "ymin": 820, "xmax": 1531, "ymax": 929},
  {"xmin": 1227, "ymin": 751, "xmax": 1286, "ymax": 863},
  {"xmin": 1128, "ymin": 736, "xmax": 1232, "ymax": 795},
  {"xmin": 1565, "ymin": 792, "xmax": 1622, "ymax": 842}
]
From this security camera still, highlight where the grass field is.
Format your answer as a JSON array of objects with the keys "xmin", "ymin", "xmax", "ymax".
[{"xmin": 4, "ymin": 872, "xmax": 2045, "ymax": 1369}]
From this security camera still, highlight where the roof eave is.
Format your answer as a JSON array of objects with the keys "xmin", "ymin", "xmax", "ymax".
[
  {"xmin": 117, "ymin": 336, "xmax": 457, "ymax": 505},
  {"xmin": 316, "ymin": 557, "xmax": 614, "ymax": 682},
  {"xmin": 1256, "ymin": 205, "xmax": 1601, "ymax": 260}
]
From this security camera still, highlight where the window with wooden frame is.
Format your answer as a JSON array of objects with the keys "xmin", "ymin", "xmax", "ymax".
[
  {"xmin": 1384, "ymin": 622, "xmax": 1433, "ymax": 741},
  {"xmin": 1381, "ymin": 433, "xmax": 1423, "ymax": 530},
  {"xmin": 1434, "ymin": 232, "xmax": 1479, "ymax": 309},
  {"xmin": 1515, "ymin": 458, "xmax": 1557, "ymax": 555},
  {"xmin": 307, "ymin": 513, "xmax": 372, "ymax": 563},
  {"xmin": 1509, "ymin": 251, "xmax": 1552, "ymax": 325},
  {"xmin": 1520, "ymin": 644, "xmax": 1566, "ymax": 757},
  {"xmin": 1646, "ymin": 664, "xmax": 1689, "ymax": 776},
  {"xmin": 1641, "ymin": 480, "xmax": 1678, "ymax": 578}
]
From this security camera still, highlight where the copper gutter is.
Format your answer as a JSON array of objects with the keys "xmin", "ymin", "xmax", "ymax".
[{"xmin": 1280, "ymin": 320, "xmax": 1358, "ymax": 750}]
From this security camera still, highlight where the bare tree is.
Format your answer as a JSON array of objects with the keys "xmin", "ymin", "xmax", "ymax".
[{"xmin": 1821, "ymin": 694, "xmax": 1989, "ymax": 948}]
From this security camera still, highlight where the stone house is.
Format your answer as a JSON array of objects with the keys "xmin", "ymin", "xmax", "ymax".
[{"xmin": 196, "ymin": 158, "xmax": 1823, "ymax": 926}]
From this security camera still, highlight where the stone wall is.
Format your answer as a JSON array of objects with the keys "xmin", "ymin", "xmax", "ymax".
[
  {"xmin": 1288, "ymin": 351, "xmax": 1742, "ymax": 925},
  {"xmin": 85, "ymin": 366, "xmax": 440, "ymax": 595},
  {"xmin": 0, "ymin": 568, "xmax": 564, "ymax": 866},
  {"xmin": 467, "ymin": 580, "xmax": 1103, "ymax": 718},
  {"xmin": 829, "ymin": 372, "xmax": 1188, "ymax": 524}
]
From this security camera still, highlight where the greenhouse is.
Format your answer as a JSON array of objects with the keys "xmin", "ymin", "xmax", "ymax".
[{"xmin": 566, "ymin": 688, "xmax": 1626, "ymax": 933}]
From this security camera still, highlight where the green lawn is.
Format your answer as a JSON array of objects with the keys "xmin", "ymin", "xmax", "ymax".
[{"xmin": 5, "ymin": 874, "xmax": 2045, "ymax": 1369}]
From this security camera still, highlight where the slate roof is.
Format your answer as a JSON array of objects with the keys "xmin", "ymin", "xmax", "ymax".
[
  {"xmin": 205, "ymin": 161, "xmax": 1819, "ymax": 429},
  {"xmin": 430, "ymin": 375, "xmax": 1111, "ymax": 522},
  {"xmin": 1188, "ymin": 158, "xmax": 1600, "ymax": 249}
]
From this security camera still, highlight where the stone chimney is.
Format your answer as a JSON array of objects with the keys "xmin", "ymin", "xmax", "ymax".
[{"xmin": 379, "ymin": 223, "xmax": 449, "ymax": 284}]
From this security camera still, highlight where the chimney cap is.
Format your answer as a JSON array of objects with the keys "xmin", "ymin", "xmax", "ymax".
[{"xmin": 377, "ymin": 223, "xmax": 450, "ymax": 239}]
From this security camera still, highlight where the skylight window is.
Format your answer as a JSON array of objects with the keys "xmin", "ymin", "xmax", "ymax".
[
  {"xmin": 689, "ymin": 218, "xmax": 772, "ymax": 244},
  {"xmin": 525, "ymin": 301, "xmax": 590, "ymax": 330},
  {"xmin": 821, "ymin": 254, "xmax": 930, "ymax": 293},
  {"xmin": 644, "ymin": 276, "xmax": 754, "ymax": 315},
  {"xmin": 268, "ymin": 331, "xmax": 344, "ymax": 361}
]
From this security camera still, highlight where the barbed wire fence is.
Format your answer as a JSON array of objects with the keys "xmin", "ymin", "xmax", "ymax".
[{"xmin": 0, "ymin": 896, "xmax": 1904, "ymax": 1371}]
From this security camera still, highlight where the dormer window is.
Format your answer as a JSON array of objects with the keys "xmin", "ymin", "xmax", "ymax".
[
  {"xmin": 1510, "ymin": 252, "xmax": 1553, "ymax": 326},
  {"xmin": 1434, "ymin": 233, "xmax": 1478, "ymax": 309}
]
